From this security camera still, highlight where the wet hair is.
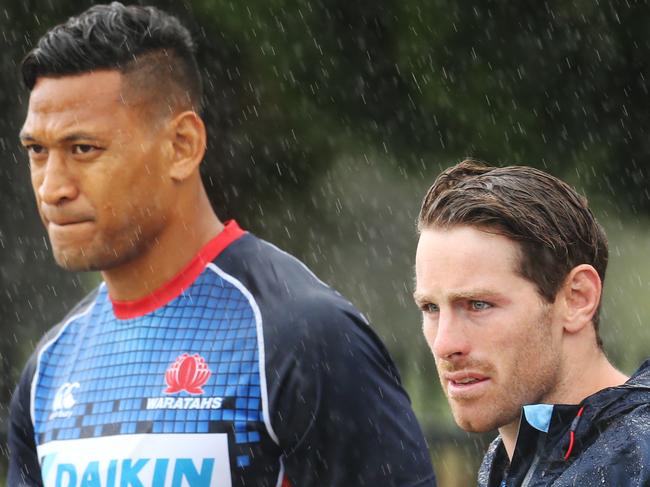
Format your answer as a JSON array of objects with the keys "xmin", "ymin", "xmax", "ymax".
[
  {"xmin": 21, "ymin": 2, "xmax": 202, "ymax": 113},
  {"xmin": 418, "ymin": 159, "xmax": 608, "ymax": 346}
]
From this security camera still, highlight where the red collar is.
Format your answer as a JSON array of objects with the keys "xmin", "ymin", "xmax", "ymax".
[{"xmin": 111, "ymin": 220, "xmax": 246, "ymax": 319}]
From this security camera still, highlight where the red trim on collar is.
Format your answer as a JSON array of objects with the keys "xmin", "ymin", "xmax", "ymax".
[{"xmin": 111, "ymin": 220, "xmax": 246, "ymax": 319}]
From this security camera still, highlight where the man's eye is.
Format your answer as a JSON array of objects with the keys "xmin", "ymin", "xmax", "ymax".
[
  {"xmin": 470, "ymin": 301, "xmax": 492, "ymax": 311},
  {"xmin": 25, "ymin": 144, "xmax": 46, "ymax": 155},
  {"xmin": 421, "ymin": 303, "xmax": 439, "ymax": 314},
  {"xmin": 72, "ymin": 144, "xmax": 98, "ymax": 154}
]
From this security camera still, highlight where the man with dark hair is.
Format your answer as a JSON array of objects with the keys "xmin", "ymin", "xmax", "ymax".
[
  {"xmin": 9, "ymin": 3, "xmax": 437, "ymax": 486},
  {"xmin": 413, "ymin": 159, "xmax": 650, "ymax": 486}
]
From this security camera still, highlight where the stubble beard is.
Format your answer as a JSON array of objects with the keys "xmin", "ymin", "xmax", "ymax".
[
  {"xmin": 441, "ymin": 306, "xmax": 561, "ymax": 433},
  {"xmin": 51, "ymin": 227, "xmax": 156, "ymax": 273}
]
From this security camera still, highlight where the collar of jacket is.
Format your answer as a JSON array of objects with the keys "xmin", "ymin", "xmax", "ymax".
[{"xmin": 481, "ymin": 359, "xmax": 650, "ymax": 487}]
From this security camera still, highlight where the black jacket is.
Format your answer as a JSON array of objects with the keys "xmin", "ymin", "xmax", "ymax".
[{"xmin": 478, "ymin": 360, "xmax": 650, "ymax": 487}]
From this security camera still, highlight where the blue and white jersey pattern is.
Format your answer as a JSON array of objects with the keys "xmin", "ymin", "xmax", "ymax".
[
  {"xmin": 9, "ymin": 221, "xmax": 438, "ymax": 487},
  {"xmin": 33, "ymin": 271, "xmax": 272, "ymax": 485}
]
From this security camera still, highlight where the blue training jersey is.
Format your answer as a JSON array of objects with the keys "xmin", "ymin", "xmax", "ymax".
[{"xmin": 9, "ymin": 221, "xmax": 437, "ymax": 487}]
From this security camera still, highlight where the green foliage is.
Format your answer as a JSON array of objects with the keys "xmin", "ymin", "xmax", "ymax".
[
  {"xmin": 600, "ymin": 215, "xmax": 650, "ymax": 373},
  {"xmin": 1, "ymin": 1, "xmax": 649, "ymax": 482}
]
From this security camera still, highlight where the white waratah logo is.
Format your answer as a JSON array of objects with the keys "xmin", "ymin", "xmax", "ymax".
[{"xmin": 49, "ymin": 382, "xmax": 80, "ymax": 420}]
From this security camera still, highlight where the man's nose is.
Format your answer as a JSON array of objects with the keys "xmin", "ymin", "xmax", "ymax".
[
  {"xmin": 431, "ymin": 309, "xmax": 471, "ymax": 360},
  {"xmin": 35, "ymin": 152, "xmax": 79, "ymax": 206}
]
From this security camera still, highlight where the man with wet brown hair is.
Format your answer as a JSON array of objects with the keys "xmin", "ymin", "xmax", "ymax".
[{"xmin": 414, "ymin": 159, "xmax": 650, "ymax": 486}]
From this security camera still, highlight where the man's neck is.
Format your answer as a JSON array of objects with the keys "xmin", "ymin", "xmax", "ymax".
[
  {"xmin": 102, "ymin": 187, "xmax": 223, "ymax": 301},
  {"xmin": 499, "ymin": 352, "xmax": 629, "ymax": 460},
  {"xmin": 499, "ymin": 419, "xmax": 521, "ymax": 460}
]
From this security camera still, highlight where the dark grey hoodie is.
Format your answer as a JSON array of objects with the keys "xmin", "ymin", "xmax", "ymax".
[{"xmin": 478, "ymin": 359, "xmax": 650, "ymax": 487}]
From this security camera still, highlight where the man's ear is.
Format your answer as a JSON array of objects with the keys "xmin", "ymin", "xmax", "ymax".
[
  {"xmin": 557, "ymin": 264, "xmax": 602, "ymax": 334},
  {"xmin": 167, "ymin": 111, "xmax": 206, "ymax": 182}
]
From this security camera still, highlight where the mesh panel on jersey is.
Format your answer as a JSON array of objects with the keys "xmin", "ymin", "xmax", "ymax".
[{"xmin": 33, "ymin": 269, "xmax": 263, "ymax": 453}]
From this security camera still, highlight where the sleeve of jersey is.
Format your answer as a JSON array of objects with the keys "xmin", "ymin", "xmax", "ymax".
[
  {"xmin": 267, "ymin": 303, "xmax": 437, "ymax": 487},
  {"xmin": 8, "ymin": 354, "xmax": 43, "ymax": 487}
]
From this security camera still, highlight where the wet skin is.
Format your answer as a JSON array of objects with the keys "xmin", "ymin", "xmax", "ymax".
[
  {"xmin": 414, "ymin": 225, "xmax": 563, "ymax": 434},
  {"xmin": 20, "ymin": 71, "xmax": 177, "ymax": 275}
]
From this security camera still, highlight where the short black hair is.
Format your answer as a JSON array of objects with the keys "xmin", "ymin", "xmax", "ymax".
[{"xmin": 21, "ymin": 2, "xmax": 202, "ymax": 111}]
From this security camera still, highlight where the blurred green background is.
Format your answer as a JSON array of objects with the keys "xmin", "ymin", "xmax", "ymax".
[{"xmin": 1, "ymin": 1, "xmax": 650, "ymax": 485}]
